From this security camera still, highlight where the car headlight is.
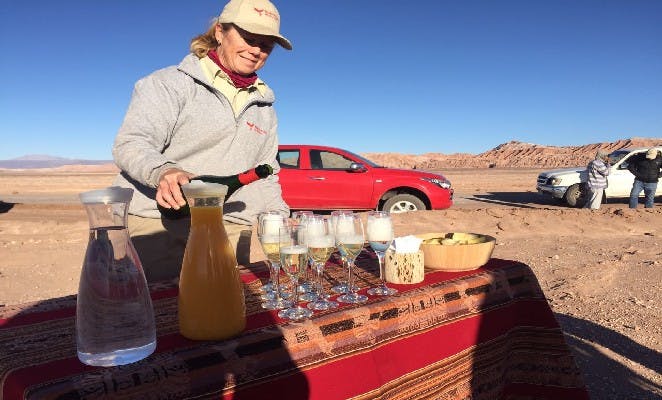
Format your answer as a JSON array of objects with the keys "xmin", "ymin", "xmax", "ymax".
[
  {"xmin": 549, "ymin": 177, "xmax": 562, "ymax": 186},
  {"xmin": 421, "ymin": 177, "xmax": 452, "ymax": 189}
]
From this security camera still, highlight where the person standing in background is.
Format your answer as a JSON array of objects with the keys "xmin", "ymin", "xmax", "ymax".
[
  {"xmin": 112, "ymin": 0, "xmax": 291, "ymax": 282},
  {"xmin": 583, "ymin": 150, "xmax": 610, "ymax": 210},
  {"xmin": 628, "ymin": 148, "xmax": 662, "ymax": 209}
]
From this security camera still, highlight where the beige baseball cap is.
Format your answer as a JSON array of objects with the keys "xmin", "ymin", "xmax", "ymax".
[
  {"xmin": 219, "ymin": 0, "xmax": 292, "ymax": 50},
  {"xmin": 645, "ymin": 148, "xmax": 658, "ymax": 160}
]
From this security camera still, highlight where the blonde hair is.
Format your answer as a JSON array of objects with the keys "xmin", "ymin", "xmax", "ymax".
[{"xmin": 190, "ymin": 21, "xmax": 232, "ymax": 58}]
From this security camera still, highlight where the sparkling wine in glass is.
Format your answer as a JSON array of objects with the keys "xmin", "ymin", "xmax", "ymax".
[
  {"xmin": 277, "ymin": 225, "xmax": 314, "ymax": 321},
  {"xmin": 291, "ymin": 211, "xmax": 316, "ymax": 296},
  {"xmin": 304, "ymin": 216, "xmax": 339, "ymax": 310},
  {"xmin": 257, "ymin": 212, "xmax": 292, "ymax": 310},
  {"xmin": 366, "ymin": 211, "xmax": 398, "ymax": 296},
  {"xmin": 329, "ymin": 210, "xmax": 357, "ymax": 294},
  {"xmin": 335, "ymin": 214, "xmax": 368, "ymax": 304}
]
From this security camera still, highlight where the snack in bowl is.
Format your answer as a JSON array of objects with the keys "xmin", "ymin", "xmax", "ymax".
[{"xmin": 416, "ymin": 232, "xmax": 495, "ymax": 271}]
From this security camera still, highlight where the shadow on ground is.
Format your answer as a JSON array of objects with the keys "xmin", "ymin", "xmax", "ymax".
[
  {"xmin": 462, "ymin": 192, "xmax": 661, "ymax": 209},
  {"xmin": 0, "ymin": 201, "xmax": 16, "ymax": 213},
  {"xmin": 555, "ymin": 313, "xmax": 662, "ymax": 400},
  {"xmin": 463, "ymin": 192, "xmax": 562, "ymax": 208}
]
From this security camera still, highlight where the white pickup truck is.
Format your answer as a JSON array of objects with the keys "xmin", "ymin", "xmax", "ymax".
[{"xmin": 536, "ymin": 147, "xmax": 662, "ymax": 207}]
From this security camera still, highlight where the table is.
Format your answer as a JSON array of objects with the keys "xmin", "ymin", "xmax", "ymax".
[{"xmin": 1, "ymin": 255, "xmax": 589, "ymax": 400}]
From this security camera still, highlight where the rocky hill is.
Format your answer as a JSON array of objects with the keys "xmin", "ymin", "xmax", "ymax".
[{"xmin": 363, "ymin": 137, "xmax": 662, "ymax": 169}]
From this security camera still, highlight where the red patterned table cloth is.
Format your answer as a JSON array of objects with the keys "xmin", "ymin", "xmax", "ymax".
[{"xmin": 0, "ymin": 257, "xmax": 588, "ymax": 399}]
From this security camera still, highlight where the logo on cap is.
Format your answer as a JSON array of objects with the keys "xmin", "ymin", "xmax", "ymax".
[{"xmin": 254, "ymin": 8, "xmax": 279, "ymax": 22}]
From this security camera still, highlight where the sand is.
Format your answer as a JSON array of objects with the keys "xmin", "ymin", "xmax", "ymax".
[{"xmin": 0, "ymin": 168, "xmax": 660, "ymax": 399}]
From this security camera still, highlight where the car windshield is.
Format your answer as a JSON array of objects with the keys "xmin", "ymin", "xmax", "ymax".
[
  {"xmin": 344, "ymin": 150, "xmax": 380, "ymax": 167},
  {"xmin": 608, "ymin": 150, "xmax": 632, "ymax": 165}
]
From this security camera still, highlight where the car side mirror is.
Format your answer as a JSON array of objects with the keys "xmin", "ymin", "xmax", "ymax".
[
  {"xmin": 349, "ymin": 162, "xmax": 367, "ymax": 172},
  {"xmin": 618, "ymin": 162, "xmax": 629, "ymax": 170}
]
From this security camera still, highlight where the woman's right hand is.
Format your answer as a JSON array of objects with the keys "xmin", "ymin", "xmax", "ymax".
[{"xmin": 156, "ymin": 168, "xmax": 195, "ymax": 210}]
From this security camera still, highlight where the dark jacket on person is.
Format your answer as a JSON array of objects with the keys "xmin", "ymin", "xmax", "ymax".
[{"xmin": 627, "ymin": 152, "xmax": 662, "ymax": 183}]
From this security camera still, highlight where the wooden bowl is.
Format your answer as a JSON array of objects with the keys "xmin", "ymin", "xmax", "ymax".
[{"xmin": 415, "ymin": 232, "xmax": 496, "ymax": 271}]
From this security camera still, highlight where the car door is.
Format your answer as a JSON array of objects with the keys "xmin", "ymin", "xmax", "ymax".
[
  {"xmin": 606, "ymin": 152, "xmax": 641, "ymax": 197},
  {"xmin": 305, "ymin": 149, "xmax": 375, "ymax": 209},
  {"xmin": 276, "ymin": 148, "xmax": 310, "ymax": 209}
]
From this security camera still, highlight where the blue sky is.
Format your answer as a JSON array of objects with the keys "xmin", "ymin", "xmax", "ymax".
[{"xmin": 1, "ymin": 0, "xmax": 660, "ymax": 160}]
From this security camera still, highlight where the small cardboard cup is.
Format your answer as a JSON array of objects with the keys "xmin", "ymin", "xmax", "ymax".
[{"xmin": 384, "ymin": 250, "xmax": 424, "ymax": 284}]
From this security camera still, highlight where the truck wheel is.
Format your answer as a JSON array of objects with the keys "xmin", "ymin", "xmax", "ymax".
[
  {"xmin": 382, "ymin": 194, "xmax": 426, "ymax": 213},
  {"xmin": 564, "ymin": 184, "xmax": 586, "ymax": 208}
]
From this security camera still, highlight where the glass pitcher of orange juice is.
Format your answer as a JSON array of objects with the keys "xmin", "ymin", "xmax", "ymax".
[{"xmin": 178, "ymin": 181, "xmax": 246, "ymax": 340}]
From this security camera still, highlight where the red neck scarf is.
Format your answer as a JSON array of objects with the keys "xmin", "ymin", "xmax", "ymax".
[{"xmin": 207, "ymin": 49, "xmax": 258, "ymax": 89}]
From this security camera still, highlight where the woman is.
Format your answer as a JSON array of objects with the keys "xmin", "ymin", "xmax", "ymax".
[
  {"xmin": 112, "ymin": 0, "xmax": 291, "ymax": 282},
  {"xmin": 583, "ymin": 150, "xmax": 610, "ymax": 210}
]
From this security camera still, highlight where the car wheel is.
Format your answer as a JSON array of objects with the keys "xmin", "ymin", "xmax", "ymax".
[
  {"xmin": 564, "ymin": 183, "xmax": 586, "ymax": 208},
  {"xmin": 383, "ymin": 194, "xmax": 426, "ymax": 213}
]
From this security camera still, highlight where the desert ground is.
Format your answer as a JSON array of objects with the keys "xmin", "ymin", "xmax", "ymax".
[{"xmin": 0, "ymin": 168, "xmax": 660, "ymax": 400}]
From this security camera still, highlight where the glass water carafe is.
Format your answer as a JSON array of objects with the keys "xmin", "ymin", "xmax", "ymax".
[
  {"xmin": 178, "ymin": 181, "xmax": 246, "ymax": 340},
  {"xmin": 77, "ymin": 187, "xmax": 156, "ymax": 366}
]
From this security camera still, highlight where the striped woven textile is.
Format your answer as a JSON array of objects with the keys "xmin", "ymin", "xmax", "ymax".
[{"xmin": 0, "ymin": 256, "xmax": 588, "ymax": 400}]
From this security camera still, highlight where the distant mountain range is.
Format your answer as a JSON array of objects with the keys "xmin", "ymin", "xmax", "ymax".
[
  {"xmin": 0, "ymin": 155, "xmax": 113, "ymax": 169},
  {"xmin": 2, "ymin": 137, "xmax": 660, "ymax": 170}
]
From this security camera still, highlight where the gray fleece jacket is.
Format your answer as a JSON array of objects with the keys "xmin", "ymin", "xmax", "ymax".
[{"xmin": 112, "ymin": 54, "xmax": 289, "ymax": 225}]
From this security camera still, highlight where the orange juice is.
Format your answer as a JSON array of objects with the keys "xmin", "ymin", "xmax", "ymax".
[{"xmin": 178, "ymin": 206, "xmax": 246, "ymax": 340}]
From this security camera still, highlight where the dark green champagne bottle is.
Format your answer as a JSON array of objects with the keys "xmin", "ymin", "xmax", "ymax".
[{"xmin": 158, "ymin": 164, "xmax": 273, "ymax": 219}]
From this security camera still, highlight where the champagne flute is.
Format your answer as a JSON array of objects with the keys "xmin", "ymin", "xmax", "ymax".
[
  {"xmin": 277, "ymin": 224, "xmax": 314, "ymax": 321},
  {"xmin": 291, "ymin": 210, "xmax": 314, "ymax": 221},
  {"xmin": 335, "ymin": 214, "xmax": 368, "ymax": 304},
  {"xmin": 304, "ymin": 216, "xmax": 339, "ymax": 310},
  {"xmin": 330, "ymin": 210, "xmax": 357, "ymax": 294},
  {"xmin": 257, "ymin": 212, "xmax": 292, "ymax": 310},
  {"xmin": 292, "ymin": 211, "xmax": 315, "ymax": 297},
  {"xmin": 366, "ymin": 211, "xmax": 398, "ymax": 296}
]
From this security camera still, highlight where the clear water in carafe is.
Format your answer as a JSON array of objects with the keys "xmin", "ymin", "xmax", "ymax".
[{"xmin": 76, "ymin": 226, "xmax": 156, "ymax": 366}]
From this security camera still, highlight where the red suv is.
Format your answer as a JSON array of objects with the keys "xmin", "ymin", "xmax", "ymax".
[{"xmin": 277, "ymin": 144, "xmax": 453, "ymax": 213}]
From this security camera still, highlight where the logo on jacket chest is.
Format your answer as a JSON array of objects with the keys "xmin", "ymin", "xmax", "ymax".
[{"xmin": 246, "ymin": 121, "xmax": 268, "ymax": 135}]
